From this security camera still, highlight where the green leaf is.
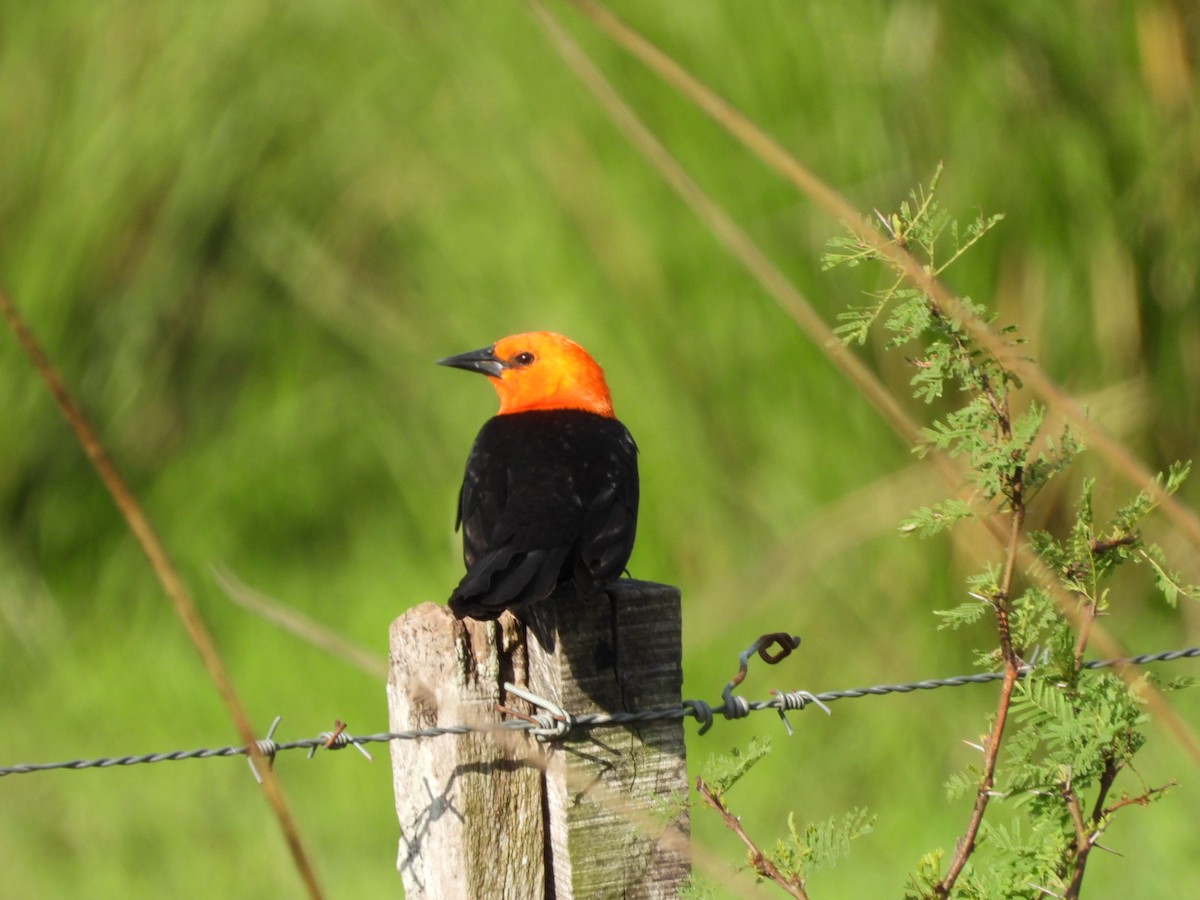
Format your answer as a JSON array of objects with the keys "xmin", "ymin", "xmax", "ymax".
[
  {"xmin": 698, "ymin": 737, "xmax": 771, "ymax": 798},
  {"xmin": 1137, "ymin": 544, "xmax": 1200, "ymax": 607},
  {"xmin": 772, "ymin": 807, "xmax": 875, "ymax": 881},
  {"xmin": 833, "ymin": 300, "xmax": 887, "ymax": 345},
  {"xmin": 933, "ymin": 600, "xmax": 991, "ymax": 631},
  {"xmin": 900, "ymin": 499, "xmax": 975, "ymax": 538}
]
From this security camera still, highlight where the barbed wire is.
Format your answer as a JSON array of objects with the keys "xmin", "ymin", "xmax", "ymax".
[{"xmin": 2, "ymin": 642, "xmax": 1196, "ymax": 779}]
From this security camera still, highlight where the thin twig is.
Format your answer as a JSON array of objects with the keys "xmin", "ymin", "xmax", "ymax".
[
  {"xmin": 1073, "ymin": 600, "xmax": 1098, "ymax": 674},
  {"xmin": 1065, "ymin": 774, "xmax": 1175, "ymax": 899},
  {"xmin": 935, "ymin": 662, "xmax": 1020, "ymax": 898},
  {"xmin": 1063, "ymin": 786, "xmax": 1091, "ymax": 900},
  {"xmin": 212, "ymin": 564, "xmax": 387, "ymax": 679},
  {"xmin": 1090, "ymin": 535, "xmax": 1138, "ymax": 554},
  {"xmin": 1100, "ymin": 781, "xmax": 1176, "ymax": 818},
  {"xmin": 696, "ymin": 777, "xmax": 809, "ymax": 900},
  {"xmin": 0, "ymin": 284, "xmax": 324, "ymax": 899},
  {"xmin": 1088, "ymin": 756, "xmax": 1121, "ymax": 824}
]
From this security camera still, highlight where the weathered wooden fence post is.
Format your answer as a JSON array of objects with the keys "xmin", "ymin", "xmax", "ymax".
[{"xmin": 388, "ymin": 579, "xmax": 690, "ymax": 898}]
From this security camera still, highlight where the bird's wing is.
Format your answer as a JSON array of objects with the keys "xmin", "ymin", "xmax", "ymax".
[
  {"xmin": 453, "ymin": 418, "xmax": 582, "ymax": 617},
  {"xmin": 457, "ymin": 432, "xmax": 507, "ymax": 570},
  {"xmin": 576, "ymin": 424, "xmax": 639, "ymax": 589},
  {"xmin": 452, "ymin": 473, "xmax": 581, "ymax": 618}
]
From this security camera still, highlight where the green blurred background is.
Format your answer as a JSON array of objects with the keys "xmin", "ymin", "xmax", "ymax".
[{"xmin": 2, "ymin": 1, "xmax": 1198, "ymax": 896}]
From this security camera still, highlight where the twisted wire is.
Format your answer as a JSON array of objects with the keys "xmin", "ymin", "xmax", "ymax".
[{"xmin": 2, "ymin": 646, "xmax": 1195, "ymax": 778}]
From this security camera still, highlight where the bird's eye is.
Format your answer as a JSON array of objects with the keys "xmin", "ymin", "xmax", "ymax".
[{"xmin": 512, "ymin": 351, "xmax": 536, "ymax": 367}]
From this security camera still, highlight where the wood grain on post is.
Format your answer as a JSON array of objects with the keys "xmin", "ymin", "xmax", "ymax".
[
  {"xmin": 387, "ymin": 605, "xmax": 543, "ymax": 898},
  {"xmin": 388, "ymin": 579, "xmax": 689, "ymax": 899}
]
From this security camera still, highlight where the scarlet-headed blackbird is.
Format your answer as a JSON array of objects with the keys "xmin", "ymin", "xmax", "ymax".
[{"xmin": 438, "ymin": 332, "xmax": 639, "ymax": 620}]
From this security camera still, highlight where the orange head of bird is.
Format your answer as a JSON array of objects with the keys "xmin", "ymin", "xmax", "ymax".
[{"xmin": 437, "ymin": 331, "xmax": 615, "ymax": 417}]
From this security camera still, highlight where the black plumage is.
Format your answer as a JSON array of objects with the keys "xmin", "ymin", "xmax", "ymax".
[{"xmin": 448, "ymin": 409, "xmax": 639, "ymax": 620}]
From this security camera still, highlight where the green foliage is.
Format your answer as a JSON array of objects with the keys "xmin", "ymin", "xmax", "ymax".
[
  {"xmin": 904, "ymin": 851, "xmax": 945, "ymax": 900},
  {"xmin": 1126, "ymin": 463, "xmax": 1200, "ymax": 605},
  {"xmin": 831, "ymin": 172, "xmax": 1072, "ymax": 514},
  {"xmin": 823, "ymin": 164, "xmax": 1005, "ymax": 282},
  {"xmin": 1006, "ymin": 587, "xmax": 1063, "ymax": 661},
  {"xmin": 1140, "ymin": 542, "xmax": 1200, "ymax": 607},
  {"xmin": 698, "ymin": 737, "xmax": 773, "ymax": 800},
  {"xmin": 956, "ymin": 816, "xmax": 1076, "ymax": 900},
  {"xmin": 1005, "ymin": 671, "xmax": 1149, "ymax": 805},
  {"xmin": 770, "ymin": 808, "xmax": 876, "ymax": 882},
  {"xmin": 1031, "ymin": 462, "xmax": 1200, "ymax": 610},
  {"xmin": 698, "ymin": 739, "xmax": 875, "ymax": 891},
  {"xmin": 826, "ymin": 168, "xmax": 1198, "ymax": 897},
  {"xmin": 827, "ymin": 165, "xmax": 1005, "ymax": 372},
  {"xmin": 933, "ymin": 593, "xmax": 991, "ymax": 632},
  {"xmin": 1160, "ymin": 674, "xmax": 1197, "ymax": 692},
  {"xmin": 900, "ymin": 498, "xmax": 975, "ymax": 539}
]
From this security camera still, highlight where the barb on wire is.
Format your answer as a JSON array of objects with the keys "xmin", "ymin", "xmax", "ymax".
[
  {"xmin": 248, "ymin": 715, "xmax": 283, "ymax": 783},
  {"xmin": 2, "ymin": 646, "xmax": 1196, "ymax": 779},
  {"xmin": 308, "ymin": 721, "xmax": 373, "ymax": 762}
]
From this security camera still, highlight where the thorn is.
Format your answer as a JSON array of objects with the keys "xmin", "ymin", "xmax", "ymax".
[{"xmin": 1026, "ymin": 884, "xmax": 1064, "ymax": 898}]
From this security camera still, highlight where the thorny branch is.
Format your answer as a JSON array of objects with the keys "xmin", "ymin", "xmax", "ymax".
[
  {"xmin": 934, "ymin": 664, "xmax": 1021, "ymax": 898},
  {"xmin": 695, "ymin": 776, "xmax": 809, "ymax": 900},
  {"xmin": 1073, "ymin": 597, "xmax": 1099, "ymax": 675},
  {"xmin": 1100, "ymin": 781, "xmax": 1176, "ymax": 818},
  {"xmin": 1062, "ymin": 769, "xmax": 1176, "ymax": 899},
  {"xmin": 1062, "ymin": 784, "xmax": 1091, "ymax": 900},
  {"xmin": 933, "ymin": 364, "xmax": 1027, "ymax": 898}
]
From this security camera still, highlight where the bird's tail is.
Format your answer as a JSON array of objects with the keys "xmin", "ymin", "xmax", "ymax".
[{"xmin": 447, "ymin": 546, "xmax": 568, "ymax": 620}]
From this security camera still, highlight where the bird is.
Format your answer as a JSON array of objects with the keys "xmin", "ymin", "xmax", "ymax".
[{"xmin": 438, "ymin": 331, "xmax": 639, "ymax": 621}]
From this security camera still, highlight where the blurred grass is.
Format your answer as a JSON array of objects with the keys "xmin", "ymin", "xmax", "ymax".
[{"xmin": 2, "ymin": 0, "xmax": 1199, "ymax": 896}]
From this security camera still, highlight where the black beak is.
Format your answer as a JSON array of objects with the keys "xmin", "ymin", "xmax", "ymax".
[{"xmin": 437, "ymin": 345, "xmax": 505, "ymax": 378}]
